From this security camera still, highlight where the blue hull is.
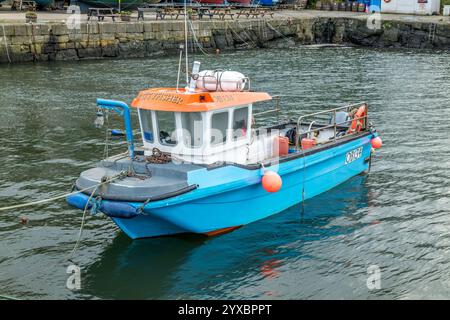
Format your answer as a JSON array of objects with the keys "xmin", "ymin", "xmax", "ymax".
[{"xmin": 67, "ymin": 133, "xmax": 374, "ymax": 239}]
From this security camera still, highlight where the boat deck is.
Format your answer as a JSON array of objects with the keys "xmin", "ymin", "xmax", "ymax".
[{"xmin": 76, "ymin": 152, "xmax": 203, "ymax": 202}]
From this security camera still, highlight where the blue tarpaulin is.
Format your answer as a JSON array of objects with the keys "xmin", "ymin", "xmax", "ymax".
[{"xmin": 357, "ymin": 0, "xmax": 381, "ymax": 12}]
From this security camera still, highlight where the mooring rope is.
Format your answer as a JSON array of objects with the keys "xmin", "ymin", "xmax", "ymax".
[
  {"xmin": 265, "ymin": 21, "xmax": 295, "ymax": 45},
  {"xmin": 188, "ymin": 19, "xmax": 211, "ymax": 56},
  {"xmin": 227, "ymin": 20, "xmax": 257, "ymax": 48},
  {"xmin": 65, "ymin": 185, "xmax": 100, "ymax": 261},
  {"xmin": 0, "ymin": 294, "xmax": 20, "ymax": 300},
  {"xmin": 1, "ymin": 24, "xmax": 12, "ymax": 63},
  {"xmin": 0, "ymin": 172, "xmax": 126, "ymax": 212}
]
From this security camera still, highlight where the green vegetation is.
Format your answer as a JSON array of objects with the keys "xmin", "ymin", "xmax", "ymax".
[{"xmin": 383, "ymin": 21, "xmax": 393, "ymax": 30}]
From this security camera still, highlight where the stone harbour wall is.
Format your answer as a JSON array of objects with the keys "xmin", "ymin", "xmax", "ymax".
[{"xmin": 0, "ymin": 16, "xmax": 449, "ymax": 63}]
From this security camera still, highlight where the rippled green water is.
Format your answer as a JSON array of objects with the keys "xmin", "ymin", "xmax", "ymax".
[{"xmin": 1, "ymin": 47, "xmax": 450, "ymax": 299}]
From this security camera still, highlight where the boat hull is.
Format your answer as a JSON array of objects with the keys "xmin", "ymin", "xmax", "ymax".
[{"xmin": 67, "ymin": 132, "xmax": 375, "ymax": 239}]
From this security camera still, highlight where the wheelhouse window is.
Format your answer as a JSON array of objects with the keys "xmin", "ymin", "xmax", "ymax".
[
  {"xmin": 181, "ymin": 112, "xmax": 203, "ymax": 148},
  {"xmin": 232, "ymin": 107, "xmax": 249, "ymax": 140},
  {"xmin": 138, "ymin": 109, "xmax": 154, "ymax": 143},
  {"xmin": 155, "ymin": 111, "xmax": 178, "ymax": 146},
  {"xmin": 211, "ymin": 111, "xmax": 229, "ymax": 146}
]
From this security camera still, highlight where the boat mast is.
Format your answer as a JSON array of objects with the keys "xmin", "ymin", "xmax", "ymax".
[{"xmin": 184, "ymin": 0, "xmax": 189, "ymax": 86}]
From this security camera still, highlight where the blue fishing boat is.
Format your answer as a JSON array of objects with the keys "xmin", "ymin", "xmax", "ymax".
[{"xmin": 66, "ymin": 61, "xmax": 382, "ymax": 239}]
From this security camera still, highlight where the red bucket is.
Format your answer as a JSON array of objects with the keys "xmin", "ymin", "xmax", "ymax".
[
  {"xmin": 274, "ymin": 136, "xmax": 289, "ymax": 156},
  {"xmin": 301, "ymin": 138, "xmax": 316, "ymax": 150}
]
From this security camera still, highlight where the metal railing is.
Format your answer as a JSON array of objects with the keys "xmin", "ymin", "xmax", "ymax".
[
  {"xmin": 295, "ymin": 102, "xmax": 368, "ymax": 149},
  {"xmin": 253, "ymin": 95, "xmax": 281, "ymax": 118}
]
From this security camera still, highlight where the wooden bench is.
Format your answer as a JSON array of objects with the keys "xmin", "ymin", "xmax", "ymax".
[
  {"xmin": 137, "ymin": 7, "xmax": 165, "ymax": 20},
  {"xmin": 236, "ymin": 6, "xmax": 256, "ymax": 19},
  {"xmin": 236, "ymin": 7, "xmax": 274, "ymax": 19},
  {"xmin": 138, "ymin": 4, "xmax": 229, "ymax": 21},
  {"xmin": 87, "ymin": 8, "xmax": 119, "ymax": 21},
  {"xmin": 161, "ymin": 7, "xmax": 184, "ymax": 20},
  {"xmin": 212, "ymin": 7, "xmax": 234, "ymax": 20},
  {"xmin": 253, "ymin": 8, "xmax": 275, "ymax": 18},
  {"xmin": 195, "ymin": 7, "xmax": 214, "ymax": 20}
]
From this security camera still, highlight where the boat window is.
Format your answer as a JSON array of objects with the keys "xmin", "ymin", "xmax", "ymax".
[
  {"xmin": 181, "ymin": 112, "xmax": 203, "ymax": 148},
  {"xmin": 155, "ymin": 111, "xmax": 178, "ymax": 145},
  {"xmin": 138, "ymin": 109, "xmax": 154, "ymax": 143},
  {"xmin": 211, "ymin": 111, "xmax": 229, "ymax": 145},
  {"xmin": 232, "ymin": 107, "xmax": 248, "ymax": 140}
]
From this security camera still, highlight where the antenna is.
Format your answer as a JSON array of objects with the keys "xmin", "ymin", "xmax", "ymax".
[
  {"xmin": 184, "ymin": 0, "xmax": 189, "ymax": 86},
  {"xmin": 176, "ymin": 44, "xmax": 184, "ymax": 92}
]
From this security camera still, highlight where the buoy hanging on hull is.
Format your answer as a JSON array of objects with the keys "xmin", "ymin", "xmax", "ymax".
[
  {"xmin": 262, "ymin": 171, "xmax": 282, "ymax": 193},
  {"xmin": 371, "ymin": 136, "xmax": 382, "ymax": 149}
]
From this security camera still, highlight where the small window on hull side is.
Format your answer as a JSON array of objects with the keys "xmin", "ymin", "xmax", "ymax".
[
  {"xmin": 139, "ymin": 109, "xmax": 154, "ymax": 143},
  {"xmin": 211, "ymin": 111, "xmax": 229, "ymax": 146},
  {"xmin": 156, "ymin": 111, "xmax": 178, "ymax": 146},
  {"xmin": 233, "ymin": 107, "xmax": 248, "ymax": 140}
]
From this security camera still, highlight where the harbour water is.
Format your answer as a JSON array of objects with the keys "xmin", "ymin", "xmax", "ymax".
[{"xmin": 1, "ymin": 47, "xmax": 450, "ymax": 299}]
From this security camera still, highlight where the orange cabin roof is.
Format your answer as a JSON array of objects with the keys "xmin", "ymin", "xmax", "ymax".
[{"xmin": 130, "ymin": 88, "xmax": 272, "ymax": 112}]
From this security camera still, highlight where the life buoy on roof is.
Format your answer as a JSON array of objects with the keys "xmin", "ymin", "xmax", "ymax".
[
  {"xmin": 196, "ymin": 70, "xmax": 248, "ymax": 92},
  {"xmin": 348, "ymin": 104, "xmax": 367, "ymax": 133}
]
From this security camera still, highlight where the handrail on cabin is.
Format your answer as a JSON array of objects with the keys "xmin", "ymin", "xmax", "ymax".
[
  {"xmin": 253, "ymin": 95, "xmax": 282, "ymax": 117},
  {"xmin": 96, "ymin": 98, "xmax": 135, "ymax": 159}
]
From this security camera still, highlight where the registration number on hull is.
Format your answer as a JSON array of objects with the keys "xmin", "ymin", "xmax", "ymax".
[{"xmin": 345, "ymin": 147, "xmax": 363, "ymax": 164}]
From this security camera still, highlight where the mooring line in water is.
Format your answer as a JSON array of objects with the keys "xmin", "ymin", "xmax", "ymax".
[
  {"xmin": 0, "ymin": 172, "xmax": 127, "ymax": 213},
  {"xmin": 0, "ymin": 294, "xmax": 20, "ymax": 300},
  {"xmin": 65, "ymin": 185, "xmax": 100, "ymax": 262},
  {"xmin": 1, "ymin": 25, "xmax": 11, "ymax": 63}
]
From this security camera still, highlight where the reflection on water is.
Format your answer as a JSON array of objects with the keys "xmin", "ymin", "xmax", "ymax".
[
  {"xmin": 85, "ymin": 175, "xmax": 371, "ymax": 299},
  {"xmin": 1, "ymin": 47, "xmax": 450, "ymax": 299}
]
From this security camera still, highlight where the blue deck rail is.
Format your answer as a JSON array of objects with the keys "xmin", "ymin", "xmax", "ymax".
[{"xmin": 96, "ymin": 98, "xmax": 135, "ymax": 159}]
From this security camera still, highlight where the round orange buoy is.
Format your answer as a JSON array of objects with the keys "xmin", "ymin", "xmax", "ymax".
[
  {"xmin": 262, "ymin": 171, "xmax": 282, "ymax": 193},
  {"xmin": 371, "ymin": 137, "xmax": 383, "ymax": 149}
]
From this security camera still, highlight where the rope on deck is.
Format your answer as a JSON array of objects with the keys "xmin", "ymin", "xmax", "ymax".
[{"xmin": 1, "ymin": 24, "xmax": 12, "ymax": 63}]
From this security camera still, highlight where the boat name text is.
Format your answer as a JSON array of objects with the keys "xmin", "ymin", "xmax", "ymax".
[
  {"xmin": 140, "ymin": 92, "xmax": 184, "ymax": 105},
  {"xmin": 345, "ymin": 147, "xmax": 363, "ymax": 164}
]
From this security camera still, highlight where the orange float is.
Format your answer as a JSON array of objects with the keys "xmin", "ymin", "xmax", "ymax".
[
  {"xmin": 262, "ymin": 171, "xmax": 282, "ymax": 193},
  {"xmin": 371, "ymin": 136, "xmax": 383, "ymax": 149}
]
